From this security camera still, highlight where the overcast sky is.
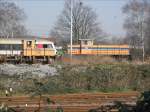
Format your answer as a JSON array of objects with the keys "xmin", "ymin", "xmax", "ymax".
[{"xmin": 14, "ymin": 0, "xmax": 128, "ymax": 37}]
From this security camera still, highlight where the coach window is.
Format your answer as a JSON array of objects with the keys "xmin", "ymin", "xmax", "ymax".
[
  {"xmin": 5, "ymin": 44, "xmax": 10, "ymax": 50},
  {"xmin": 0, "ymin": 44, "xmax": 10, "ymax": 50},
  {"xmin": 12, "ymin": 44, "xmax": 22, "ymax": 50},
  {"xmin": 19, "ymin": 44, "xmax": 22, "ymax": 50},
  {"xmin": 0, "ymin": 44, "xmax": 5, "ymax": 50},
  {"xmin": 0, "ymin": 44, "xmax": 3, "ymax": 50},
  {"xmin": 1, "ymin": 44, "xmax": 6, "ymax": 50}
]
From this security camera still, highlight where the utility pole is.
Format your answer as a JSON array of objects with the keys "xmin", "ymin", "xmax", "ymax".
[{"xmin": 70, "ymin": 0, "xmax": 73, "ymax": 63}]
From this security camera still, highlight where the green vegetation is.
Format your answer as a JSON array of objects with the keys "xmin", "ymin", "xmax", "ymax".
[
  {"xmin": 115, "ymin": 91, "xmax": 150, "ymax": 112},
  {"xmin": 88, "ymin": 91, "xmax": 150, "ymax": 112},
  {"xmin": 0, "ymin": 63, "xmax": 150, "ymax": 112},
  {"xmin": 46, "ymin": 63, "xmax": 150, "ymax": 93},
  {"xmin": 0, "ymin": 106, "xmax": 16, "ymax": 112},
  {"xmin": 0, "ymin": 63, "xmax": 150, "ymax": 95}
]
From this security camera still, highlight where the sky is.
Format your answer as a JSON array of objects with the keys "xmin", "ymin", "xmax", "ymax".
[{"xmin": 14, "ymin": 0, "xmax": 128, "ymax": 37}]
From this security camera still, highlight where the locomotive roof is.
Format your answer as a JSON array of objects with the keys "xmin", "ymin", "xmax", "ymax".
[
  {"xmin": 0, "ymin": 37, "xmax": 54, "ymax": 44},
  {"xmin": 0, "ymin": 37, "xmax": 52, "ymax": 41}
]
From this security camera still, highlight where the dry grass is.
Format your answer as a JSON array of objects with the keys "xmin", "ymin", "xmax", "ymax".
[
  {"xmin": 61, "ymin": 55, "xmax": 150, "ymax": 65},
  {"xmin": 61, "ymin": 55, "xmax": 118, "ymax": 65},
  {"xmin": 131, "ymin": 57, "xmax": 150, "ymax": 65}
]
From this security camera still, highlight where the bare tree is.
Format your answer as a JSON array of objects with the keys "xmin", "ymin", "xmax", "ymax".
[
  {"xmin": 123, "ymin": 0, "xmax": 150, "ymax": 58},
  {"xmin": 0, "ymin": 0, "xmax": 27, "ymax": 37},
  {"xmin": 50, "ymin": 0, "xmax": 104, "ymax": 45}
]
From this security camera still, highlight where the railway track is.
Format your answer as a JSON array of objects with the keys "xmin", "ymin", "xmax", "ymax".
[{"xmin": 0, "ymin": 92, "xmax": 139, "ymax": 112}]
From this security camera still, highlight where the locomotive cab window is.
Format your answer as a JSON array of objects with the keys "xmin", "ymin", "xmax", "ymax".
[
  {"xmin": 43, "ymin": 44, "xmax": 48, "ymax": 48},
  {"xmin": 48, "ymin": 44, "xmax": 53, "ymax": 48},
  {"xmin": 27, "ymin": 41, "xmax": 32, "ymax": 47},
  {"xmin": 81, "ymin": 40, "xmax": 88, "ymax": 45}
]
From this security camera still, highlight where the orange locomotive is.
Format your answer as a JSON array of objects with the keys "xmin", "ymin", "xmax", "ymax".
[
  {"xmin": 68, "ymin": 39, "xmax": 130, "ymax": 56},
  {"xmin": 0, "ymin": 37, "xmax": 57, "ymax": 63}
]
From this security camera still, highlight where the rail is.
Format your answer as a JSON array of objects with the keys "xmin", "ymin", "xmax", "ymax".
[{"xmin": 0, "ymin": 92, "xmax": 139, "ymax": 112}]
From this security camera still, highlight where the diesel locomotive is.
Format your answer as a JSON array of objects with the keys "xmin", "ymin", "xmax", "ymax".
[
  {"xmin": 0, "ymin": 37, "xmax": 57, "ymax": 63},
  {"xmin": 68, "ymin": 39, "xmax": 130, "ymax": 58}
]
